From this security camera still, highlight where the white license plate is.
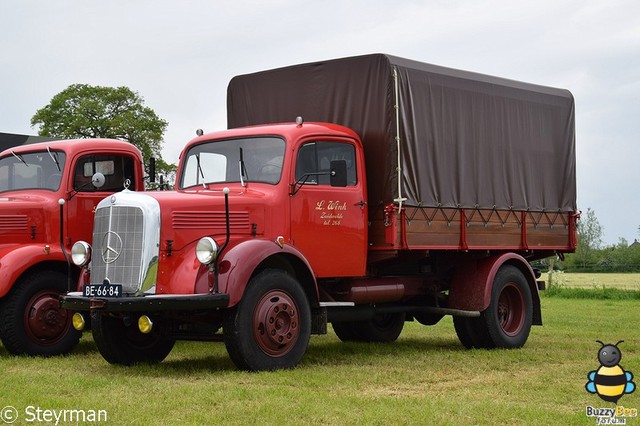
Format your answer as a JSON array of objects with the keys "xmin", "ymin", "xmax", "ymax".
[{"xmin": 83, "ymin": 284, "xmax": 123, "ymax": 298}]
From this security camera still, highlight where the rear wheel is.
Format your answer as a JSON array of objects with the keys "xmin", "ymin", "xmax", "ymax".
[
  {"xmin": 0, "ymin": 271, "xmax": 80, "ymax": 356},
  {"xmin": 91, "ymin": 313, "xmax": 175, "ymax": 365},
  {"xmin": 331, "ymin": 321, "xmax": 359, "ymax": 342},
  {"xmin": 482, "ymin": 266, "xmax": 532, "ymax": 348},
  {"xmin": 332, "ymin": 312, "xmax": 405, "ymax": 343},
  {"xmin": 223, "ymin": 269, "xmax": 311, "ymax": 371},
  {"xmin": 453, "ymin": 316, "xmax": 493, "ymax": 349},
  {"xmin": 454, "ymin": 265, "xmax": 533, "ymax": 349}
]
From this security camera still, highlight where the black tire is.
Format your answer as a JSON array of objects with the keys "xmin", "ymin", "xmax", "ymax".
[
  {"xmin": 332, "ymin": 312, "xmax": 405, "ymax": 343},
  {"xmin": 91, "ymin": 312, "xmax": 175, "ymax": 365},
  {"xmin": 223, "ymin": 269, "xmax": 311, "ymax": 371},
  {"xmin": 413, "ymin": 311, "xmax": 444, "ymax": 326},
  {"xmin": 331, "ymin": 321, "xmax": 359, "ymax": 342},
  {"xmin": 453, "ymin": 316, "xmax": 494, "ymax": 349},
  {"xmin": 0, "ymin": 271, "xmax": 80, "ymax": 356},
  {"xmin": 481, "ymin": 265, "xmax": 533, "ymax": 348}
]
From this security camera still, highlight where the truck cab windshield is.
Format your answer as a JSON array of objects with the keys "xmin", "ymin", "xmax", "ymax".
[
  {"xmin": 180, "ymin": 137, "xmax": 285, "ymax": 189},
  {"xmin": 0, "ymin": 150, "xmax": 67, "ymax": 192}
]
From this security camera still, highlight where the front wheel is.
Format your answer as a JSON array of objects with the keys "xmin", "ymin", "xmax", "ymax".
[
  {"xmin": 0, "ymin": 271, "xmax": 80, "ymax": 356},
  {"xmin": 223, "ymin": 269, "xmax": 311, "ymax": 371},
  {"xmin": 91, "ymin": 313, "xmax": 175, "ymax": 365}
]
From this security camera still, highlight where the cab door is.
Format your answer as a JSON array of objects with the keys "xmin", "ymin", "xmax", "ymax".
[{"xmin": 289, "ymin": 139, "xmax": 367, "ymax": 277}]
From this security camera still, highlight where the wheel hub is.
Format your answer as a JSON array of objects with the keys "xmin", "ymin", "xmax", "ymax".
[
  {"xmin": 497, "ymin": 283, "xmax": 524, "ymax": 336},
  {"xmin": 26, "ymin": 292, "xmax": 68, "ymax": 341},
  {"xmin": 254, "ymin": 291, "xmax": 299, "ymax": 356}
]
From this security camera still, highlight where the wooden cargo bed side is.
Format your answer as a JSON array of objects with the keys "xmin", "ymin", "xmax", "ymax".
[{"xmin": 368, "ymin": 205, "xmax": 577, "ymax": 252}]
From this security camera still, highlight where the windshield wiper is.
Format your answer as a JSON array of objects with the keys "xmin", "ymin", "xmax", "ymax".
[
  {"xmin": 239, "ymin": 147, "xmax": 248, "ymax": 187},
  {"xmin": 196, "ymin": 153, "xmax": 207, "ymax": 189},
  {"xmin": 47, "ymin": 146, "xmax": 61, "ymax": 172},
  {"xmin": 10, "ymin": 150, "xmax": 27, "ymax": 167}
]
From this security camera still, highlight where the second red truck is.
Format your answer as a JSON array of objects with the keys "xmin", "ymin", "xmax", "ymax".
[{"xmin": 0, "ymin": 138, "xmax": 145, "ymax": 355}]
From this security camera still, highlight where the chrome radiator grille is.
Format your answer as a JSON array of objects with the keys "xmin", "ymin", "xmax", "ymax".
[{"xmin": 91, "ymin": 205, "xmax": 145, "ymax": 294}]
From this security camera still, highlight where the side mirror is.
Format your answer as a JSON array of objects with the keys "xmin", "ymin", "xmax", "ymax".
[
  {"xmin": 91, "ymin": 172, "xmax": 105, "ymax": 189},
  {"xmin": 329, "ymin": 160, "xmax": 348, "ymax": 187}
]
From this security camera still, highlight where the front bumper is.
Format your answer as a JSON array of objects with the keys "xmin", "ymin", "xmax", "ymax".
[{"xmin": 61, "ymin": 292, "xmax": 230, "ymax": 312}]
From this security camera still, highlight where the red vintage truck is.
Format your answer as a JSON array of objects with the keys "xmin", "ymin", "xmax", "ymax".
[
  {"xmin": 0, "ymin": 139, "xmax": 145, "ymax": 356},
  {"xmin": 63, "ymin": 54, "xmax": 577, "ymax": 370}
]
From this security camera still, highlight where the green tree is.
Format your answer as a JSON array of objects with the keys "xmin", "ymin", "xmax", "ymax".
[
  {"xmin": 574, "ymin": 207, "xmax": 603, "ymax": 270},
  {"xmin": 31, "ymin": 84, "xmax": 174, "ymax": 180}
]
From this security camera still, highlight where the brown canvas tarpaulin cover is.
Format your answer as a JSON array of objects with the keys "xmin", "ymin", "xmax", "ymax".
[
  {"xmin": 0, "ymin": 132, "xmax": 58, "ymax": 153},
  {"xmin": 227, "ymin": 54, "xmax": 576, "ymax": 212}
]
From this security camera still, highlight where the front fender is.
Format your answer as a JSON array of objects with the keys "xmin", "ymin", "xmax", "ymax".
[
  {"xmin": 0, "ymin": 244, "xmax": 68, "ymax": 297},
  {"xmin": 216, "ymin": 239, "xmax": 317, "ymax": 307}
]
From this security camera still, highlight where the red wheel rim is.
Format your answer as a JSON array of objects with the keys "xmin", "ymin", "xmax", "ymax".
[
  {"xmin": 497, "ymin": 283, "xmax": 525, "ymax": 337},
  {"xmin": 253, "ymin": 290, "xmax": 299, "ymax": 357},
  {"xmin": 25, "ymin": 290, "xmax": 70, "ymax": 344}
]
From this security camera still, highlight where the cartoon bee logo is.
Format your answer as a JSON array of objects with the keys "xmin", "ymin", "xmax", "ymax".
[{"xmin": 585, "ymin": 340, "xmax": 636, "ymax": 403}]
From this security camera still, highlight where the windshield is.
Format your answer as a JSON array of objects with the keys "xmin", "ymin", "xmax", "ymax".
[
  {"xmin": 180, "ymin": 137, "xmax": 285, "ymax": 189},
  {"xmin": 0, "ymin": 150, "xmax": 67, "ymax": 192}
]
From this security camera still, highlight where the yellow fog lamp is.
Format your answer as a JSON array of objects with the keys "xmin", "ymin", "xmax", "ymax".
[
  {"xmin": 138, "ymin": 315, "xmax": 154, "ymax": 334},
  {"xmin": 72, "ymin": 313, "xmax": 86, "ymax": 331}
]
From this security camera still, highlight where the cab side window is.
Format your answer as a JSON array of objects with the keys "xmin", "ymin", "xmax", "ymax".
[
  {"xmin": 295, "ymin": 142, "xmax": 357, "ymax": 186},
  {"xmin": 74, "ymin": 155, "xmax": 136, "ymax": 191}
]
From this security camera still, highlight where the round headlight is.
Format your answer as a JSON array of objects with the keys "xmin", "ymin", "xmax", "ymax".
[
  {"xmin": 71, "ymin": 241, "xmax": 91, "ymax": 266},
  {"xmin": 196, "ymin": 237, "xmax": 218, "ymax": 265}
]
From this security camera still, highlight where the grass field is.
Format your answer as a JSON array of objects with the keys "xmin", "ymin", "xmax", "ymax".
[
  {"xmin": 1, "ymin": 276, "xmax": 639, "ymax": 425},
  {"xmin": 547, "ymin": 272, "xmax": 640, "ymax": 290}
]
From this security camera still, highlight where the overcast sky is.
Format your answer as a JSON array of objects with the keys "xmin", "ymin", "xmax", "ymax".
[{"xmin": 1, "ymin": 0, "xmax": 638, "ymax": 244}]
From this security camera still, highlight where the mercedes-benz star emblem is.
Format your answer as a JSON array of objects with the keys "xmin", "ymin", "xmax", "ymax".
[{"xmin": 101, "ymin": 231, "xmax": 123, "ymax": 264}]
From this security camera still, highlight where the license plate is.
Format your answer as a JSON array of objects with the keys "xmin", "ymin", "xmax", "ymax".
[{"xmin": 83, "ymin": 284, "xmax": 123, "ymax": 298}]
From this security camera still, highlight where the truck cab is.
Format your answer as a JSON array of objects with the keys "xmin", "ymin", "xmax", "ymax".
[
  {"xmin": 176, "ymin": 122, "xmax": 370, "ymax": 279},
  {"xmin": 0, "ymin": 139, "xmax": 144, "ymax": 356}
]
